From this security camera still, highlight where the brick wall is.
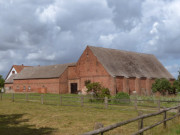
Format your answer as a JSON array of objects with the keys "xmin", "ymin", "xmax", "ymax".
[
  {"xmin": 59, "ymin": 69, "xmax": 69, "ymax": 94},
  {"xmin": 13, "ymin": 78, "xmax": 60, "ymax": 93},
  {"xmin": 4, "ymin": 83, "xmax": 13, "ymax": 93},
  {"xmin": 115, "ymin": 77, "xmax": 159, "ymax": 95}
]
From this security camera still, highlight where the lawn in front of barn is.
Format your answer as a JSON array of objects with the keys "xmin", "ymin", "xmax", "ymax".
[{"xmin": 1, "ymin": 94, "xmax": 180, "ymax": 135}]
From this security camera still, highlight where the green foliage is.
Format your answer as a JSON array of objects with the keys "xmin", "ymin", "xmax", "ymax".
[
  {"xmin": 113, "ymin": 92, "xmax": 130, "ymax": 104},
  {"xmin": 178, "ymin": 69, "xmax": 180, "ymax": 81},
  {"xmin": 171, "ymin": 80, "xmax": 180, "ymax": 94},
  {"xmin": 84, "ymin": 80, "xmax": 91, "ymax": 87},
  {"xmin": 172, "ymin": 69, "xmax": 180, "ymax": 93},
  {"xmin": 0, "ymin": 75, "xmax": 5, "ymax": 88},
  {"xmin": 152, "ymin": 79, "xmax": 172, "ymax": 95},
  {"xmin": 100, "ymin": 88, "xmax": 111, "ymax": 98},
  {"xmin": 114, "ymin": 92, "xmax": 130, "ymax": 100},
  {"xmin": 86, "ymin": 82, "xmax": 110, "ymax": 99}
]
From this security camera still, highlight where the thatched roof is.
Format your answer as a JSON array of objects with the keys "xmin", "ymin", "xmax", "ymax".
[
  {"xmin": 89, "ymin": 46, "xmax": 174, "ymax": 79},
  {"xmin": 5, "ymin": 74, "xmax": 17, "ymax": 84},
  {"xmin": 14, "ymin": 63, "xmax": 76, "ymax": 80}
]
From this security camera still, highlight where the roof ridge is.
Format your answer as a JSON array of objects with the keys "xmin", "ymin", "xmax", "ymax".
[
  {"xmin": 87, "ymin": 45, "xmax": 154, "ymax": 56},
  {"xmin": 28, "ymin": 62, "xmax": 76, "ymax": 68}
]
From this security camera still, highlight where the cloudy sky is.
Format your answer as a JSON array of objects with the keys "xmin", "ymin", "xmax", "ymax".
[{"xmin": 0, "ymin": 0, "xmax": 180, "ymax": 78}]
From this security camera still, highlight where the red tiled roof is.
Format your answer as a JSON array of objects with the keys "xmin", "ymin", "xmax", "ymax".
[{"xmin": 13, "ymin": 65, "xmax": 31, "ymax": 73}]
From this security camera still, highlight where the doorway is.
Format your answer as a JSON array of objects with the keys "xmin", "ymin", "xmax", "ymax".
[{"xmin": 71, "ymin": 83, "xmax": 78, "ymax": 94}]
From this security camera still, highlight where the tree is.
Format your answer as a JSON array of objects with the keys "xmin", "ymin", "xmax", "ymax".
[
  {"xmin": 152, "ymin": 79, "xmax": 172, "ymax": 95},
  {"xmin": 171, "ymin": 80, "xmax": 179, "ymax": 94},
  {"xmin": 0, "ymin": 75, "xmax": 4, "ymax": 88},
  {"xmin": 178, "ymin": 69, "xmax": 180, "ymax": 81}
]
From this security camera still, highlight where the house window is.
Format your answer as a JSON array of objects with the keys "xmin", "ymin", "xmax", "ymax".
[
  {"xmin": 16, "ymin": 86, "xmax": 19, "ymax": 90},
  {"xmin": 12, "ymin": 71, "xmax": 15, "ymax": 74},
  {"xmin": 23, "ymin": 86, "xmax": 26, "ymax": 91},
  {"xmin": 28, "ymin": 86, "xmax": 31, "ymax": 91},
  {"xmin": 9, "ymin": 87, "xmax": 11, "ymax": 90}
]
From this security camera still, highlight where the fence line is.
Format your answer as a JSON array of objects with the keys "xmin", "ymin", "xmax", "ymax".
[
  {"xmin": 1, "ymin": 93, "xmax": 180, "ymax": 111},
  {"xmin": 82, "ymin": 105, "xmax": 180, "ymax": 135}
]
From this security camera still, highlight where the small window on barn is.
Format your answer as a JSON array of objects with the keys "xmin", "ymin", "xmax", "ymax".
[{"xmin": 28, "ymin": 86, "xmax": 31, "ymax": 91}]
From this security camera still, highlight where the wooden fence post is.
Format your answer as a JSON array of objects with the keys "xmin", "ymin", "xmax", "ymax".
[
  {"xmin": 134, "ymin": 98, "xmax": 137, "ymax": 111},
  {"xmin": 157, "ymin": 100, "xmax": 160, "ymax": 112},
  {"xmin": 163, "ymin": 111, "xmax": 167, "ymax": 128},
  {"xmin": 81, "ymin": 96, "xmax": 84, "ymax": 107},
  {"xmin": 177, "ymin": 103, "xmax": 180, "ymax": 118},
  {"xmin": 41, "ymin": 94, "xmax": 44, "ymax": 104},
  {"xmin": 12, "ymin": 93, "xmax": 14, "ymax": 102},
  {"xmin": 26, "ymin": 93, "xmax": 28, "ymax": 102},
  {"xmin": 60, "ymin": 95, "xmax": 62, "ymax": 106},
  {"xmin": 94, "ymin": 122, "xmax": 104, "ymax": 135},
  {"xmin": 104, "ymin": 97, "xmax": 108, "ymax": 109},
  {"xmin": 138, "ymin": 111, "xmax": 143, "ymax": 135}
]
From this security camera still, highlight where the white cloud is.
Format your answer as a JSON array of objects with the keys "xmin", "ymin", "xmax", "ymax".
[
  {"xmin": 150, "ymin": 22, "xmax": 159, "ymax": 34},
  {"xmin": 166, "ymin": 64, "xmax": 180, "ymax": 78},
  {"xmin": 0, "ymin": 0, "xmax": 180, "ymax": 78},
  {"xmin": 36, "ymin": 4, "xmax": 58, "ymax": 23},
  {"xmin": 99, "ymin": 34, "xmax": 117, "ymax": 46},
  {"xmin": 26, "ymin": 51, "xmax": 56, "ymax": 61}
]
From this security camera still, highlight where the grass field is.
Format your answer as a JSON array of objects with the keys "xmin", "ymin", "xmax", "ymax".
[{"xmin": 0, "ymin": 93, "xmax": 180, "ymax": 135}]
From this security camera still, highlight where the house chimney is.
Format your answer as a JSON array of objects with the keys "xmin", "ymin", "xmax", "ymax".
[{"xmin": 22, "ymin": 64, "xmax": 24, "ymax": 66}]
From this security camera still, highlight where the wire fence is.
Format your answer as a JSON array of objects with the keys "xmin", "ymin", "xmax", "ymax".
[{"xmin": 1, "ymin": 93, "xmax": 180, "ymax": 112}]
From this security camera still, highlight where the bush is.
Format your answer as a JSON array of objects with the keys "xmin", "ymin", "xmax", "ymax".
[
  {"xmin": 152, "ymin": 79, "xmax": 172, "ymax": 95},
  {"xmin": 113, "ymin": 92, "xmax": 130, "ymax": 104},
  {"xmin": 86, "ymin": 82, "xmax": 111, "ymax": 99},
  {"xmin": 100, "ymin": 88, "xmax": 111, "ymax": 99}
]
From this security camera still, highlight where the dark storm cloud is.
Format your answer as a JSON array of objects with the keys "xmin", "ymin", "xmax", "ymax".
[
  {"xmin": 107, "ymin": 0, "xmax": 144, "ymax": 30},
  {"xmin": 0, "ymin": 0, "xmax": 180, "ymax": 78}
]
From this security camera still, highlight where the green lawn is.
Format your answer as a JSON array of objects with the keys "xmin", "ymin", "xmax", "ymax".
[{"xmin": 0, "ymin": 93, "xmax": 180, "ymax": 135}]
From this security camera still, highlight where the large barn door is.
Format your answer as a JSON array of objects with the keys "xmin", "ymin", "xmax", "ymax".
[{"xmin": 71, "ymin": 83, "xmax": 78, "ymax": 94}]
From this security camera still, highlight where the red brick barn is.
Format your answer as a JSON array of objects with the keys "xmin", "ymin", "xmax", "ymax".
[{"xmin": 67, "ymin": 46, "xmax": 174, "ymax": 95}]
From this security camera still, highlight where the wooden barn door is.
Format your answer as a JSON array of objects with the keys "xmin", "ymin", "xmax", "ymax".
[{"xmin": 71, "ymin": 83, "xmax": 78, "ymax": 94}]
